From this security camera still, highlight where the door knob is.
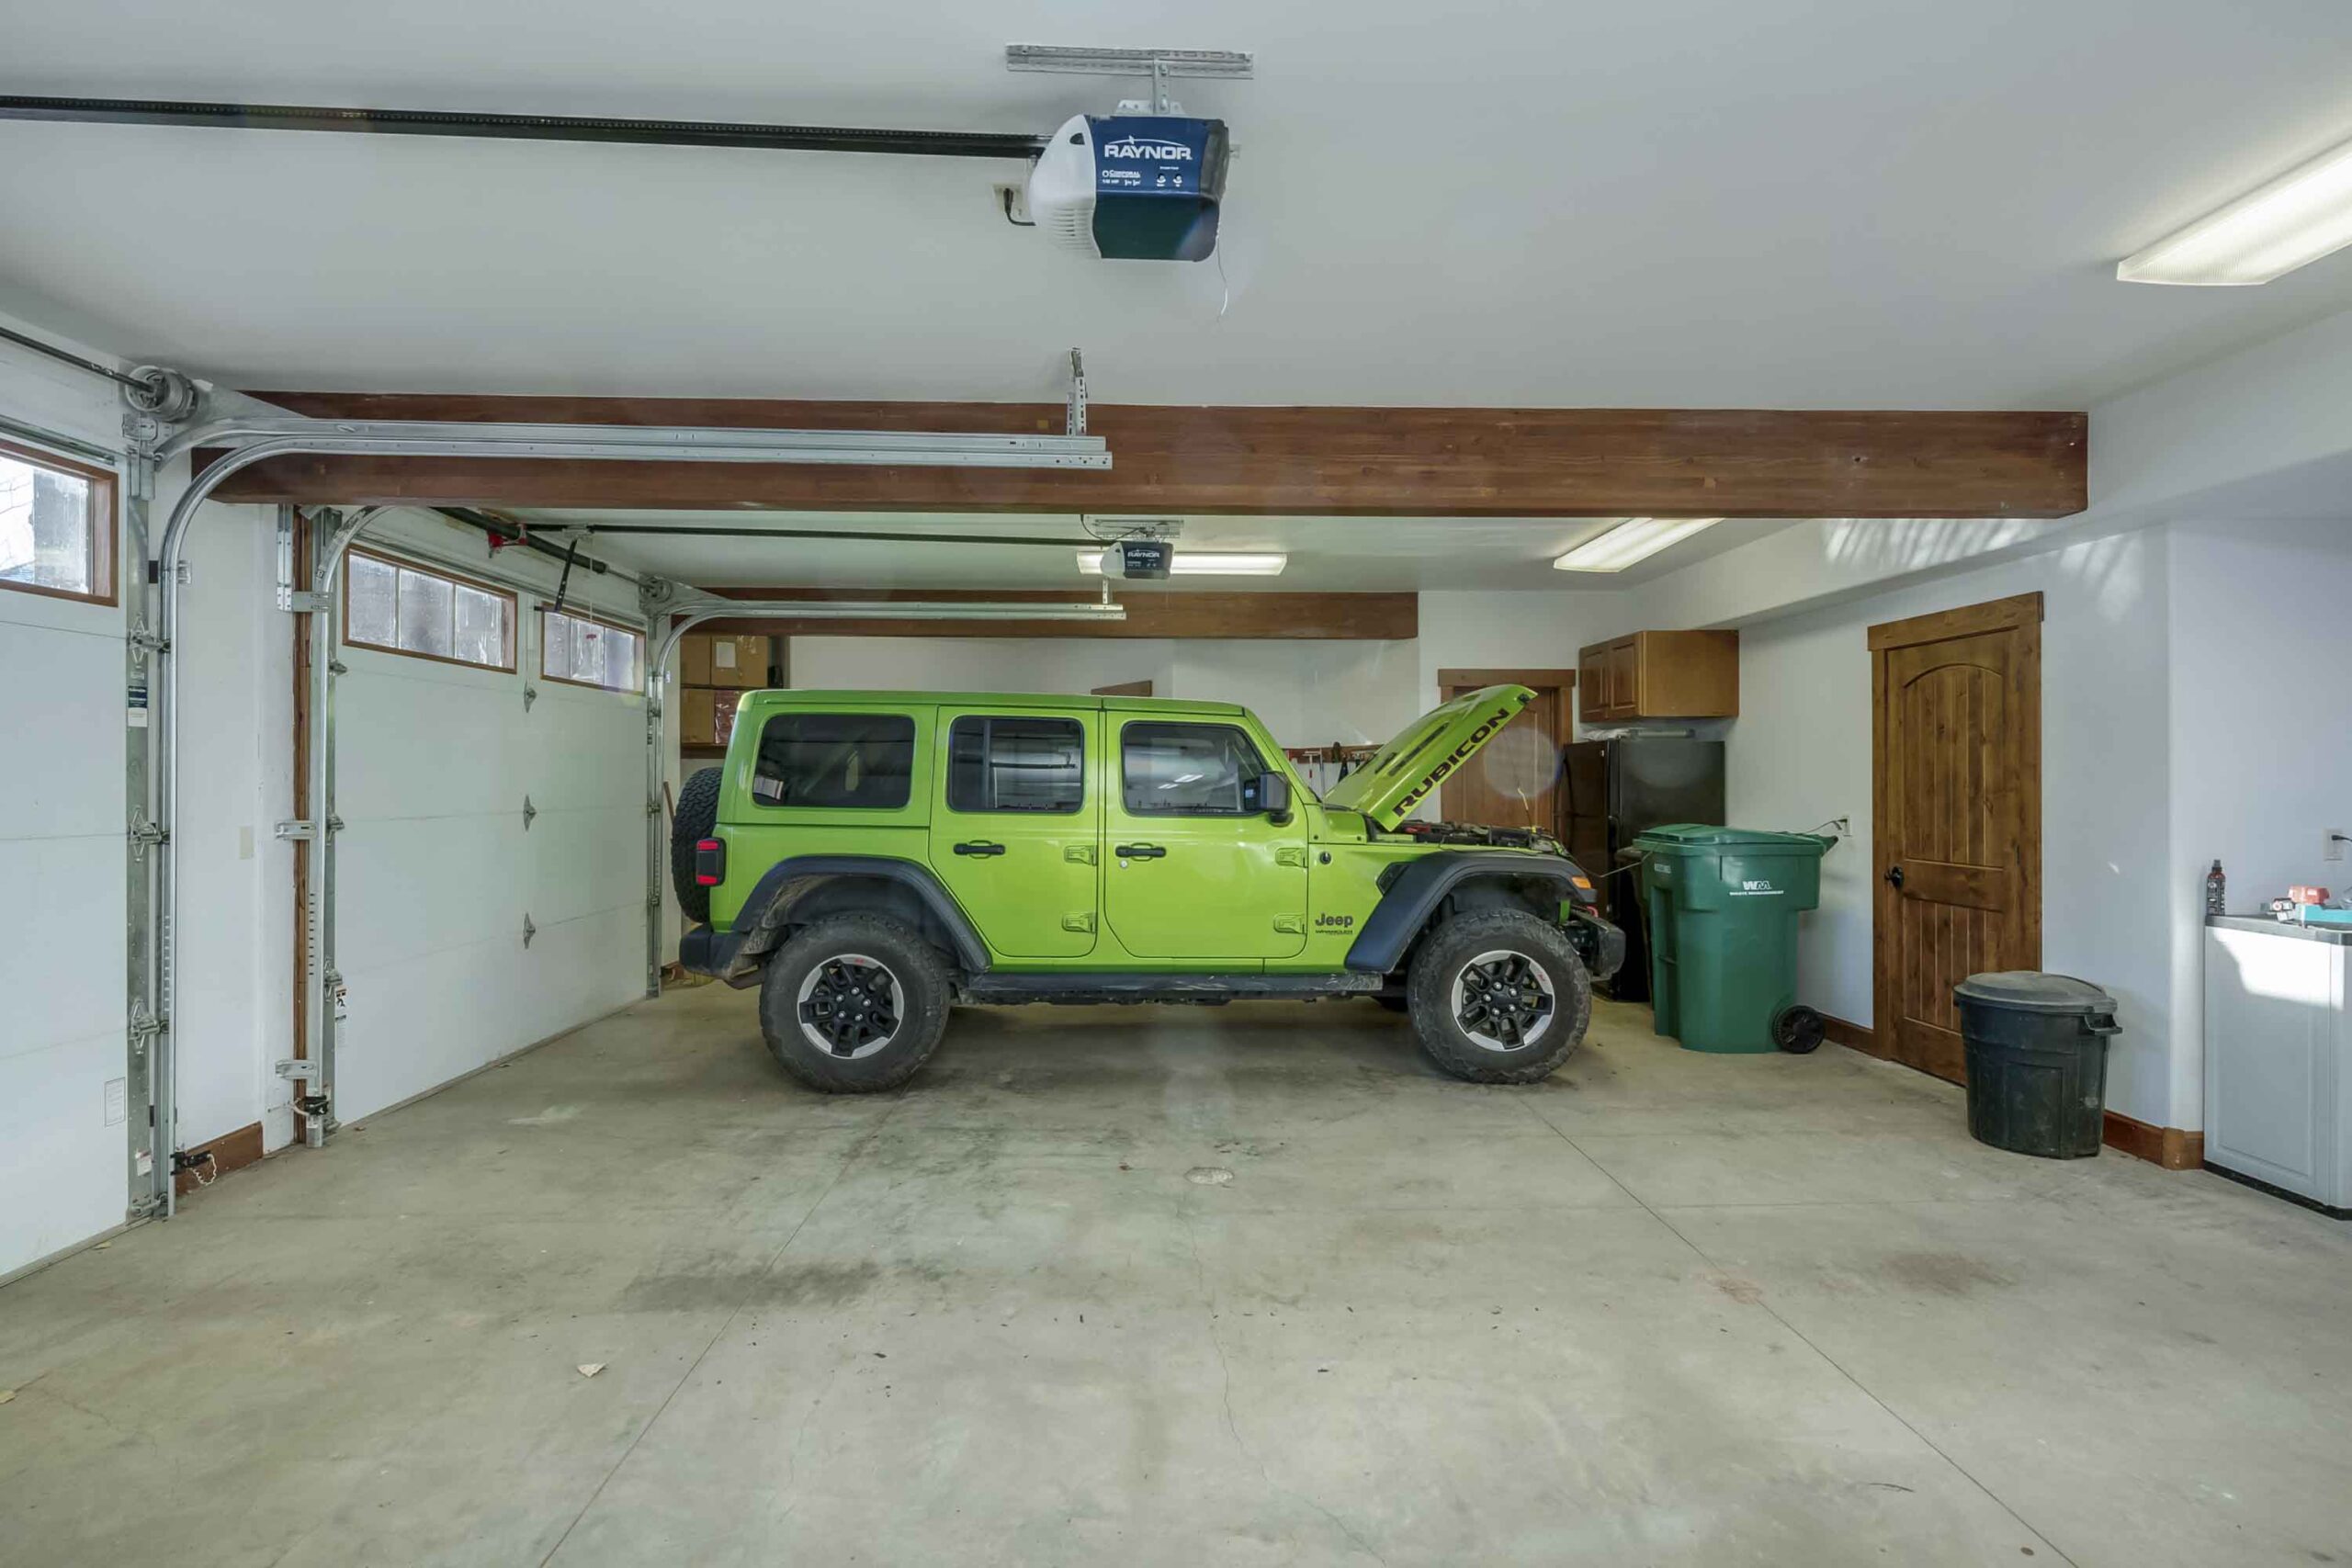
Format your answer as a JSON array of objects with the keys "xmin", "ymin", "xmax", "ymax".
[{"xmin": 1884, "ymin": 864, "xmax": 1905, "ymax": 888}]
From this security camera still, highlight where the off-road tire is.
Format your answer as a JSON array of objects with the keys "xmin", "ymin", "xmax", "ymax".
[
  {"xmin": 1407, "ymin": 908, "xmax": 1592, "ymax": 1084},
  {"xmin": 759, "ymin": 914, "xmax": 951, "ymax": 1092},
  {"xmin": 670, "ymin": 766, "xmax": 722, "ymax": 925}
]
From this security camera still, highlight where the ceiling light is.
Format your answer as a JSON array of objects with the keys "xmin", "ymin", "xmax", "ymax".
[
  {"xmin": 2119, "ymin": 138, "xmax": 2352, "ymax": 286},
  {"xmin": 1075, "ymin": 550, "xmax": 1287, "ymax": 576},
  {"xmin": 1552, "ymin": 518, "xmax": 1722, "ymax": 573}
]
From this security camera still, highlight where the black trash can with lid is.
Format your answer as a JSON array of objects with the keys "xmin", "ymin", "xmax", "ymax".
[{"xmin": 1952, "ymin": 972, "xmax": 2120, "ymax": 1158}]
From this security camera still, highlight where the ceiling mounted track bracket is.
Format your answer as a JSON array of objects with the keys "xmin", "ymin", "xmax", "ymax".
[{"xmin": 1066, "ymin": 348, "xmax": 1088, "ymax": 437}]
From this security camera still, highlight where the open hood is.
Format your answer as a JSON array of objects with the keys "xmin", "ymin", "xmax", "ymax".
[{"xmin": 1322, "ymin": 683, "xmax": 1537, "ymax": 830}]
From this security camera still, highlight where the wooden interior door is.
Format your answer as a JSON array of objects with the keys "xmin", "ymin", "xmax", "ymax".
[
  {"xmin": 1871, "ymin": 594, "xmax": 2041, "ymax": 1082},
  {"xmin": 1435, "ymin": 669, "xmax": 1575, "ymax": 832}
]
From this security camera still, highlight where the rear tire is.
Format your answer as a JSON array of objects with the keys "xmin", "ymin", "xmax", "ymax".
[
  {"xmin": 759, "ymin": 914, "xmax": 950, "ymax": 1092},
  {"xmin": 670, "ymin": 766, "xmax": 722, "ymax": 926},
  {"xmin": 1407, "ymin": 909, "xmax": 1591, "ymax": 1084}
]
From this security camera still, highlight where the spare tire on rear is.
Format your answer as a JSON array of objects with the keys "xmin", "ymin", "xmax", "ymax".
[{"xmin": 671, "ymin": 766, "xmax": 722, "ymax": 925}]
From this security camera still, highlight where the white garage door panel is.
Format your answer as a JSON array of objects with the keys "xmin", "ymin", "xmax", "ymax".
[
  {"xmin": 322, "ymin": 591, "xmax": 646, "ymax": 1131},
  {"xmin": 0, "ymin": 586, "xmax": 130, "ymax": 1275},
  {"xmin": 334, "ymin": 937, "xmax": 528, "ymax": 1121},
  {"xmin": 0, "ymin": 1031, "xmax": 127, "ymax": 1269},
  {"xmin": 337, "ymin": 815, "xmax": 526, "ymax": 963},
  {"xmin": 0, "ymin": 836, "xmax": 126, "ymax": 1057},
  {"xmin": 335, "ymin": 663, "xmax": 524, "ymax": 820},
  {"xmin": 514, "ymin": 904, "xmax": 643, "ymax": 1037},
  {"xmin": 0, "ymin": 615, "xmax": 122, "ymax": 840},
  {"xmin": 528, "ymin": 806, "xmax": 644, "ymax": 926},
  {"xmin": 527, "ymin": 688, "xmax": 644, "ymax": 810}
]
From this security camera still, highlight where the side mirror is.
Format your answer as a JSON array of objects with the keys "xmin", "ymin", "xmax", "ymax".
[{"xmin": 1253, "ymin": 771, "xmax": 1292, "ymax": 818}]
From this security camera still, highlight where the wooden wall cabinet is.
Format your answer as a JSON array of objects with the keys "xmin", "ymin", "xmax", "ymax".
[{"xmin": 1577, "ymin": 630, "xmax": 1738, "ymax": 723}]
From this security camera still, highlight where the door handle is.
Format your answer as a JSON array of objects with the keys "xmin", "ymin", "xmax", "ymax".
[
  {"xmin": 1884, "ymin": 864, "xmax": 1905, "ymax": 888},
  {"xmin": 953, "ymin": 840, "xmax": 1006, "ymax": 857},
  {"xmin": 1114, "ymin": 843, "xmax": 1167, "ymax": 860}
]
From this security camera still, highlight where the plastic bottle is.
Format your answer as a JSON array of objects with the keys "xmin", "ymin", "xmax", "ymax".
[{"xmin": 2205, "ymin": 860, "xmax": 2227, "ymax": 918}]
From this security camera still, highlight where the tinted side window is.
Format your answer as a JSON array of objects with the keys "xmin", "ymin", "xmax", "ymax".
[
  {"xmin": 752, "ymin": 713, "xmax": 915, "ymax": 809},
  {"xmin": 1121, "ymin": 722, "xmax": 1270, "ymax": 816},
  {"xmin": 947, "ymin": 716, "xmax": 1084, "ymax": 814}
]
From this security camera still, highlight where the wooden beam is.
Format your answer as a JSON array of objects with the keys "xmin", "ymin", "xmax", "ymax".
[
  {"xmin": 689, "ymin": 588, "xmax": 1416, "ymax": 641},
  {"xmin": 209, "ymin": 393, "xmax": 2087, "ymax": 519}
]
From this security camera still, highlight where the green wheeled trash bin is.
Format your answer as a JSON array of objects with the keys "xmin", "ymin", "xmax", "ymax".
[
  {"xmin": 1634, "ymin": 825, "xmax": 1835, "ymax": 1054},
  {"xmin": 1952, "ymin": 972, "xmax": 2120, "ymax": 1158}
]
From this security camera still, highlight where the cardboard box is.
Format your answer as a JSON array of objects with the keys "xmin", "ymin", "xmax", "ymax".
[
  {"xmin": 679, "ymin": 688, "xmax": 718, "ymax": 748},
  {"xmin": 680, "ymin": 634, "xmax": 714, "ymax": 687},
  {"xmin": 709, "ymin": 634, "xmax": 769, "ymax": 689}
]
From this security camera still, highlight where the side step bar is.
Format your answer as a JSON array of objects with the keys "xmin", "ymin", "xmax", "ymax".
[{"xmin": 959, "ymin": 972, "xmax": 1385, "ymax": 1007}]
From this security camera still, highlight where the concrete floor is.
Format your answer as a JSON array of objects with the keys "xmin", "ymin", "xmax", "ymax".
[{"xmin": 4, "ymin": 988, "xmax": 2349, "ymax": 1567}]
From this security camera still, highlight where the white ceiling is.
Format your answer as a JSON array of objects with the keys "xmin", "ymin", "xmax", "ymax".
[
  {"xmin": 516, "ymin": 510, "xmax": 1795, "ymax": 592},
  {"xmin": 6, "ymin": 2, "xmax": 2352, "ymax": 411}
]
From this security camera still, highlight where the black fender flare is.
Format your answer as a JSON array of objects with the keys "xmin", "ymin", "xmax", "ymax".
[
  {"xmin": 1344, "ymin": 851, "xmax": 1601, "ymax": 975},
  {"xmin": 678, "ymin": 855, "xmax": 991, "ymax": 985}
]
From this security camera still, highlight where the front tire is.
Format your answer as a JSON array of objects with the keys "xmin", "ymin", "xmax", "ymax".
[
  {"xmin": 759, "ymin": 914, "xmax": 950, "ymax": 1092},
  {"xmin": 1407, "ymin": 909, "xmax": 1591, "ymax": 1084}
]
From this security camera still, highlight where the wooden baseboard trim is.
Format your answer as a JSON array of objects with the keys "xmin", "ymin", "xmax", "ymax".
[
  {"xmin": 2102, "ymin": 1110, "xmax": 2204, "ymax": 1170},
  {"xmin": 174, "ymin": 1120, "xmax": 267, "ymax": 1198},
  {"xmin": 1818, "ymin": 1013, "xmax": 1883, "ymax": 1058}
]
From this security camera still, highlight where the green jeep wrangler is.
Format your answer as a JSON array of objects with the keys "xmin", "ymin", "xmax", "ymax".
[{"xmin": 673, "ymin": 684, "xmax": 1624, "ymax": 1090}]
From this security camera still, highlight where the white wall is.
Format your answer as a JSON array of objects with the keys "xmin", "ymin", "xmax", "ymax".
[
  {"xmin": 334, "ymin": 510, "xmax": 648, "ymax": 1122},
  {"xmin": 786, "ymin": 635, "xmax": 1419, "ymax": 748},
  {"xmin": 1718, "ymin": 532, "xmax": 2176, "ymax": 1125},
  {"xmin": 1, "ymin": 327, "xmax": 133, "ymax": 1274},
  {"xmin": 173, "ymin": 498, "xmax": 298, "ymax": 1156},
  {"xmin": 2164, "ymin": 518, "xmax": 2352, "ymax": 1131}
]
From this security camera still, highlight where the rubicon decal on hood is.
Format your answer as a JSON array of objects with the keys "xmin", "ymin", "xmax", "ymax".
[
  {"xmin": 1320, "ymin": 683, "xmax": 1538, "ymax": 831},
  {"xmin": 1393, "ymin": 705, "xmax": 1516, "ymax": 816}
]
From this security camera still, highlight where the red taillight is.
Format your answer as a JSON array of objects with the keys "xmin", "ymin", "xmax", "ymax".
[{"xmin": 695, "ymin": 838, "xmax": 725, "ymax": 886}]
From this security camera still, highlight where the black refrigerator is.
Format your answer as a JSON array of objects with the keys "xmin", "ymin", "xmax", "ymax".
[{"xmin": 1562, "ymin": 738, "xmax": 1725, "ymax": 1004}]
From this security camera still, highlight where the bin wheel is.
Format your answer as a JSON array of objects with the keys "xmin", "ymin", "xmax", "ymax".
[{"xmin": 1772, "ymin": 1005, "xmax": 1825, "ymax": 1055}]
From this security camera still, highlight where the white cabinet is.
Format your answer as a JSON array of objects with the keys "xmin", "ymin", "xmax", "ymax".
[{"xmin": 2203, "ymin": 919, "xmax": 2352, "ymax": 1213}]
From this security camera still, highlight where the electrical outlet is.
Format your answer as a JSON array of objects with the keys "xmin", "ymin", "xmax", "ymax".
[{"xmin": 2327, "ymin": 829, "xmax": 2346, "ymax": 863}]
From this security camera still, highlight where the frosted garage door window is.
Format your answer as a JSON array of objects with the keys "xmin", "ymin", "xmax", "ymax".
[
  {"xmin": 540, "ymin": 609, "xmax": 644, "ymax": 693},
  {"xmin": 342, "ymin": 547, "xmax": 516, "ymax": 671},
  {"xmin": 0, "ymin": 440, "xmax": 115, "ymax": 605}
]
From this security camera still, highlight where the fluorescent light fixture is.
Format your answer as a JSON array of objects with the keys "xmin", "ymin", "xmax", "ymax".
[
  {"xmin": 2120, "ymin": 137, "xmax": 2352, "ymax": 286},
  {"xmin": 1552, "ymin": 518, "xmax": 1722, "ymax": 573},
  {"xmin": 1075, "ymin": 549, "xmax": 1288, "ymax": 576}
]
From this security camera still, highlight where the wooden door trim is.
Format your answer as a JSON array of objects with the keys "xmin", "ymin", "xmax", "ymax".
[
  {"xmin": 1867, "ymin": 592, "xmax": 2042, "ymax": 652},
  {"xmin": 1870, "ymin": 595, "xmax": 2042, "ymax": 1079}
]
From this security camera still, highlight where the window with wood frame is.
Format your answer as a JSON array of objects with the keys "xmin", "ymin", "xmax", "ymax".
[
  {"xmin": 539, "ymin": 606, "xmax": 644, "ymax": 693},
  {"xmin": 342, "ymin": 547, "xmax": 517, "ymax": 671},
  {"xmin": 0, "ymin": 438, "xmax": 116, "ymax": 606}
]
